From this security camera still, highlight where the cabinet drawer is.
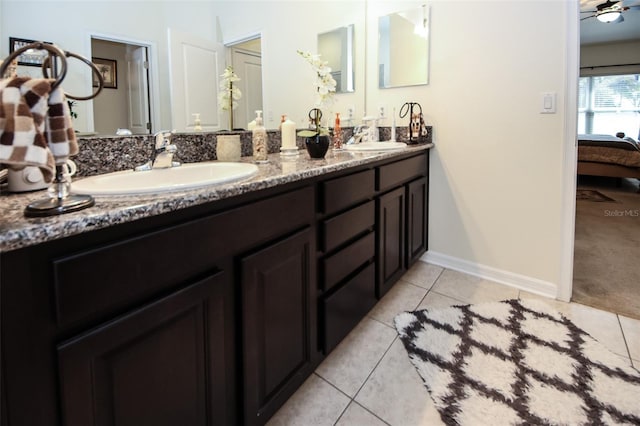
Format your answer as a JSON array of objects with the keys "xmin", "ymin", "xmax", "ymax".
[
  {"xmin": 323, "ymin": 263, "xmax": 376, "ymax": 353},
  {"xmin": 321, "ymin": 169, "xmax": 375, "ymax": 215},
  {"xmin": 377, "ymin": 154, "xmax": 427, "ymax": 192},
  {"xmin": 322, "ymin": 232, "xmax": 375, "ymax": 292},
  {"xmin": 53, "ymin": 187, "xmax": 314, "ymax": 328},
  {"xmin": 322, "ymin": 200, "xmax": 375, "ymax": 253}
]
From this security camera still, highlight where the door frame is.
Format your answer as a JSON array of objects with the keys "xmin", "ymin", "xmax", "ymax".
[
  {"xmin": 224, "ymin": 32, "xmax": 264, "ymax": 130},
  {"xmin": 559, "ymin": 0, "xmax": 580, "ymax": 302},
  {"xmin": 87, "ymin": 32, "xmax": 160, "ymax": 134}
]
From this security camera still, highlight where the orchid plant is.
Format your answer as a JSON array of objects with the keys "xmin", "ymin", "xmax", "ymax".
[
  {"xmin": 217, "ymin": 65, "xmax": 242, "ymax": 130},
  {"xmin": 297, "ymin": 50, "xmax": 337, "ymax": 138},
  {"xmin": 297, "ymin": 50, "xmax": 337, "ymax": 109}
]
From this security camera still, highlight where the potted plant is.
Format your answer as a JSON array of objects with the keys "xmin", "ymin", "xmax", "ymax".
[
  {"xmin": 297, "ymin": 50, "xmax": 337, "ymax": 158},
  {"xmin": 217, "ymin": 65, "xmax": 242, "ymax": 131}
]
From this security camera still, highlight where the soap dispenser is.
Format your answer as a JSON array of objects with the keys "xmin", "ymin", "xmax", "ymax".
[
  {"xmin": 362, "ymin": 116, "xmax": 379, "ymax": 143},
  {"xmin": 333, "ymin": 112, "xmax": 343, "ymax": 150},
  {"xmin": 193, "ymin": 113, "xmax": 202, "ymax": 131},
  {"xmin": 252, "ymin": 110, "xmax": 268, "ymax": 163}
]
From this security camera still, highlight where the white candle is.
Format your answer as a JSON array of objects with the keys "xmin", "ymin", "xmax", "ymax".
[{"xmin": 281, "ymin": 116, "xmax": 297, "ymax": 150}]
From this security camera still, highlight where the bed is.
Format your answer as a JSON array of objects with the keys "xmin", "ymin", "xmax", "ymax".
[{"xmin": 577, "ymin": 134, "xmax": 640, "ymax": 186}]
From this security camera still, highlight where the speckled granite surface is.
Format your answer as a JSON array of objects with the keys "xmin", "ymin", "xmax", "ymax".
[
  {"xmin": 71, "ymin": 126, "xmax": 431, "ymax": 177},
  {"xmin": 1, "ymin": 135, "xmax": 432, "ymax": 253}
]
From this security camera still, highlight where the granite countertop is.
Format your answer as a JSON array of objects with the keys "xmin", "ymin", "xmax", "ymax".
[{"xmin": 0, "ymin": 145, "xmax": 432, "ymax": 253}]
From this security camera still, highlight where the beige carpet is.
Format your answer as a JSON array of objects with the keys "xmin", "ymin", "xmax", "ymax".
[{"xmin": 573, "ymin": 176, "xmax": 640, "ymax": 320}]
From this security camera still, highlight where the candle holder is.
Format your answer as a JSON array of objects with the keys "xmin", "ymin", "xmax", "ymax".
[{"xmin": 280, "ymin": 147, "xmax": 300, "ymax": 157}]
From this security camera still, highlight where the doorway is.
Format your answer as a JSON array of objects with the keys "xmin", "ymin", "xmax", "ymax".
[
  {"xmin": 227, "ymin": 36, "xmax": 263, "ymax": 130},
  {"xmin": 91, "ymin": 37, "xmax": 152, "ymax": 135},
  {"xmin": 570, "ymin": 12, "xmax": 640, "ymax": 318}
]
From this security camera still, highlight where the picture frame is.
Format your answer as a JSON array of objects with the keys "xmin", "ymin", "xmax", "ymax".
[
  {"xmin": 9, "ymin": 37, "xmax": 52, "ymax": 67},
  {"xmin": 92, "ymin": 57, "xmax": 117, "ymax": 89}
]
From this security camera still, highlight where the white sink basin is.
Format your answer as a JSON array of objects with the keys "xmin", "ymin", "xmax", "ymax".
[
  {"xmin": 72, "ymin": 162, "xmax": 259, "ymax": 196},
  {"xmin": 344, "ymin": 141, "xmax": 407, "ymax": 152}
]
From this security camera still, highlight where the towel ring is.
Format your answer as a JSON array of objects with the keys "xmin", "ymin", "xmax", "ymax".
[
  {"xmin": 0, "ymin": 42, "xmax": 68, "ymax": 89},
  {"xmin": 43, "ymin": 51, "xmax": 104, "ymax": 100},
  {"xmin": 308, "ymin": 108, "xmax": 322, "ymax": 125},
  {"xmin": 399, "ymin": 102, "xmax": 423, "ymax": 119}
]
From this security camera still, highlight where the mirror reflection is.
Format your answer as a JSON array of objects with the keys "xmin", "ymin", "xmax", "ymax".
[
  {"xmin": 228, "ymin": 37, "xmax": 264, "ymax": 131},
  {"xmin": 318, "ymin": 24, "xmax": 355, "ymax": 93},
  {"xmin": 378, "ymin": 5, "xmax": 430, "ymax": 89}
]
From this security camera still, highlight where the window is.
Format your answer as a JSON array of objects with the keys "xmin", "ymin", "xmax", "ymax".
[{"xmin": 578, "ymin": 74, "xmax": 640, "ymax": 140}]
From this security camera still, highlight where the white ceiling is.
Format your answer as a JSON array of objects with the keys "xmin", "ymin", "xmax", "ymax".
[{"xmin": 580, "ymin": 0, "xmax": 640, "ymax": 45}]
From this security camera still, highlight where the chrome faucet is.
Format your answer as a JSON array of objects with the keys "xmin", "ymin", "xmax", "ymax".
[
  {"xmin": 346, "ymin": 117, "xmax": 380, "ymax": 145},
  {"xmin": 347, "ymin": 124, "xmax": 369, "ymax": 145},
  {"xmin": 135, "ymin": 130, "xmax": 180, "ymax": 171}
]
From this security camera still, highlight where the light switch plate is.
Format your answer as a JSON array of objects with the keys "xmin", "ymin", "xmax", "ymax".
[{"xmin": 540, "ymin": 92, "xmax": 557, "ymax": 114}]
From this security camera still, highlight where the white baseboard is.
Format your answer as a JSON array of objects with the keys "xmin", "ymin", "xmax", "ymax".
[{"xmin": 421, "ymin": 251, "xmax": 558, "ymax": 299}]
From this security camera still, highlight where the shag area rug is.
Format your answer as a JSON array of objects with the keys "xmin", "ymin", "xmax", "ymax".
[
  {"xmin": 576, "ymin": 189, "xmax": 616, "ymax": 202},
  {"xmin": 394, "ymin": 299, "xmax": 640, "ymax": 425}
]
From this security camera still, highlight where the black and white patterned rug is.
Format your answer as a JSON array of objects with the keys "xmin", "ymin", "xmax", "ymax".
[{"xmin": 394, "ymin": 299, "xmax": 640, "ymax": 425}]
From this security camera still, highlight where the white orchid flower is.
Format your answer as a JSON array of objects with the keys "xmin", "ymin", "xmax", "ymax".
[
  {"xmin": 297, "ymin": 50, "xmax": 337, "ymax": 110},
  {"xmin": 218, "ymin": 66, "xmax": 242, "ymax": 112}
]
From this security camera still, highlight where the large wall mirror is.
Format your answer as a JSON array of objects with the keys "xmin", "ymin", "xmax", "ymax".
[
  {"xmin": 318, "ymin": 24, "xmax": 355, "ymax": 93},
  {"xmin": 378, "ymin": 5, "xmax": 430, "ymax": 89}
]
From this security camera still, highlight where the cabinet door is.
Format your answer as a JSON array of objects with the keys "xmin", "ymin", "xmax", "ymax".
[
  {"xmin": 56, "ymin": 270, "xmax": 235, "ymax": 426},
  {"xmin": 377, "ymin": 187, "xmax": 406, "ymax": 298},
  {"xmin": 241, "ymin": 228, "xmax": 316, "ymax": 425},
  {"xmin": 407, "ymin": 176, "xmax": 428, "ymax": 267}
]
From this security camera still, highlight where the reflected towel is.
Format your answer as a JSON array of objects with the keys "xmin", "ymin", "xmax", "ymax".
[
  {"xmin": 0, "ymin": 77, "xmax": 77, "ymax": 182},
  {"xmin": 46, "ymin": 83, "xmax": 78, "ymax": 160}
]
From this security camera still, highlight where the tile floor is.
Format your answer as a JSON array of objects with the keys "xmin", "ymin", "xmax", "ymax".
[{"xmin": 267, "ymin": 260, "xmax": 640, "ymax": 426}]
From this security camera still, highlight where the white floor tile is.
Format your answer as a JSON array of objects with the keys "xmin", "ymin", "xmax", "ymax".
[
  {"xmin": 316, "ymin": 317, "xmax": 397, "ymax": 397},
  {"xmin": 267, "ymin": 374, "xmax": 350, "ymax": 426},
  {"xmin": 368, "ymin": 282, "xmax": 428, "ymax": 327},
  {"xmin": 619, "ymin": 315, "xmax": 640, "ymax": 363},
  {"xmin": 431, "ymin": 269, "xmax": 519, "ymax": 304},
  {"xmin": 335, "ymin": 402, "xmax": 389, "ymax": 426},
  {"xmin": 399, "ymin": 261, "xmax": 443, "ymax": 290},
  {"xmin": 417, "ymin": 291, "xmax": 466, "ymax": 311},
  {"xmin": 355, "ymin": 339, "xmax": 444, "ymax": 426},
  {"xmin": 520, "ymin": 291, "xmax": 629, "ymax": 358},
  {"xmin": 269, "ymin": 266, "xmax": 638, "ymax": 426}
]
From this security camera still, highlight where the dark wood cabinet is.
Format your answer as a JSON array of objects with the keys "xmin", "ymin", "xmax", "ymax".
[
  {"xmin": 323, "ymin": 262, "xmax": 376, "ymax": 353},
  {"xmin": 407, "ymin": 176, "xmax": 429, "ymax": 267},
  {"xmin": 318, "ymin": 171, "xmax": 378, "ymax": 355},
  {"xmin": 376, "ymin": 155, "xmax": 429, "ymax": 298},
  {"xmin": 240, "ymin": 228, "xmax": 317, "ymax": 425},
  {"xmin": 56, "ymin": 270, "xmax": 236, "ymax": 426},
  {"xmin": 1, "ymin": 150, "xmax": 429, "ymax": 426},
  {"xmin": 377, "ymin": 186, "xmax": 406, "ymax": 298}
]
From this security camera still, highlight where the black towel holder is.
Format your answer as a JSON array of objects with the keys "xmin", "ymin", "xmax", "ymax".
[
  {"xmin": 0, "ymin": 42, "xmax": 104, "ymax": 99},
  {"xmin": 399, "ymin": 102, "xmax": 427, "ymax": 144},
  {"xmin": 1, "ymin": 42, "xmax": 105, "ymax": 217},
  {"xmin": 1, "ymin": 42, "xmax": 67, "ymax": 88},
  {"xmin": 43, "ymin": 50, "xmax": 104, "ymax": 100}
]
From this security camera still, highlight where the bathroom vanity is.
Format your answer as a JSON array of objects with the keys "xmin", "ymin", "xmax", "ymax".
[{"xmin": 0, "ymin": 145, "xmax": 430, "ymax": 426}]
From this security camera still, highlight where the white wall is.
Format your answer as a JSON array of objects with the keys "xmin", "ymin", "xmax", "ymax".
[
  {"xmin": 92, "ymin": 40, "xmax": 129, "ymax": 135},
  {"xmin": 390, "ymin": 1, "xmax": 571, "ymax": 295},
  {"xmin": 580, "ymin": 40, "xmax": 640, "ymax": 75}
]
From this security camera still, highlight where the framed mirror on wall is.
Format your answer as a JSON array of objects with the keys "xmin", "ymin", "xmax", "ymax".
[
  {"xmin": 378, "ymin": 5, "xmax": 430, "ymax": 89},
  {"xmin": 318, "ymin": 24, "xmax": 355, "ymax": 93}
]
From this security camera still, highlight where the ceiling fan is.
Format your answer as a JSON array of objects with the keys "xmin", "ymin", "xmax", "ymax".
[{"xmin": 580, "ymin": 0, "xmax": 639, "ymax": 23}]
